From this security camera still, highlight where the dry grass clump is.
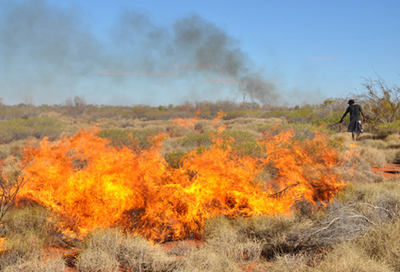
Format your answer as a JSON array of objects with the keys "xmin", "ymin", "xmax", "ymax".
[
  {"xmin": 2, "ymin": 255, "xmax": 66, "ymax": 272},
  {"xmin": 204, "ymin": 216, "xmax": 262, "ymax": 263},
  {"xmin": 358, "ymin": 146, "xmax": 387, "ymax": 167},
  {"xmin": 269, "ymin": 253, "xmax": 311, "ymax": 272},
  {"xmin": 0, "ymin": 139, "xmax": 36, "ymax": 161},
  {"xmin": 261, "ymin": 180, "xmax": 400, "ymax": 271},
  {"xmin": 75, "ymin": 228, "xmax": 121, "ymax": 271},
  {"xmin": 337, "ymin": 180, "xmax": 400, "ymax": 215},
  {"xmin": 312, "ymin": 243, "xmax": 391, "ymax": 272},
  {"xmin": 337, "ymin": 145, "xmax": 384, "ymax": 184},
  {"xmin": 356, "ymin": 219, "xmax": 400, "ymax": 271},
  {"xmin": 76, "ymin": 250, "xmax": 119, "ymax": 272},
  {"xmin": 353, "ymin": 132, "xmax": 400, "ymax": 165},
  {"xmin": 117, "ymin": 234, "xmax": 178, "ymax": 272},
  {"xmin": 247, "ymin": 215, "xmax": 307, "ymax": 259},
  {"xmin": 179, "ymin": 245, "xmax": 242, "ymax": 272},
  {"xmin": 76, "ymin": 228, "xmax": 179, "ymax": 272}
]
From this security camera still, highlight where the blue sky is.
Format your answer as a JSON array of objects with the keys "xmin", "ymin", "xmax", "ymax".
[{"xmin": 1, "ymin": 0, "xmax": 399, "ymax": 106}]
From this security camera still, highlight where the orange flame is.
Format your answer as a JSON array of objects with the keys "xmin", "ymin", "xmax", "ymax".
[
  {"xmin": 17, "ymin": 126, "xmax": 345, "ymax": 242},
  {"xmin": 211, "ymin": 109, "xmax": 226, "ymax": 126}
]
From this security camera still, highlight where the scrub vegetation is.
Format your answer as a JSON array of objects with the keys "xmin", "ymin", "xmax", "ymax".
[{"xmin": 1, "ymin": 80, "xmax": 400, "ymax": 271}]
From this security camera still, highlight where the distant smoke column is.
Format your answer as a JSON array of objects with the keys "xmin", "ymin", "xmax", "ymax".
[{"xmin": 239, "ymin": 75, "xmax": 278, "ymax": 105}]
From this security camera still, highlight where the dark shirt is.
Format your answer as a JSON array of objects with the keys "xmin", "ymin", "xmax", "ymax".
[{"xmin": 345, "ymin": 104, "xmax": 363, "ymax": 122}]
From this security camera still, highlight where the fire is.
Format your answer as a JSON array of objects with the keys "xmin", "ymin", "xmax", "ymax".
[{"xmin": 16, "ymin": 124, "xmax": 345, "ymax": 242}]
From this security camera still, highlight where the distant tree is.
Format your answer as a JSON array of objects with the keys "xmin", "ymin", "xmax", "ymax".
[
  {"xmin": 21, "ymin": 94, "xmax": 38, "ymax": 118},
  {"xmin": 65, "ymin": 95, "xmax": 87, "ymax": 117},
  {"xmin": 362, "ymin": 76, "xmax": 400, "ymax": 128}
]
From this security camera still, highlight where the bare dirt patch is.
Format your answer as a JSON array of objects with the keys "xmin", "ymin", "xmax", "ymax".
[{"xmin": 372, "ymin": 163, "xmax": 400, "ymax": 179}]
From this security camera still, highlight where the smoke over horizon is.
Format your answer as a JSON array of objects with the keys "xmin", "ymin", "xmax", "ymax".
[{"xmin": 0, "ymin": 0, "xmax": 280, "ymax": 106}]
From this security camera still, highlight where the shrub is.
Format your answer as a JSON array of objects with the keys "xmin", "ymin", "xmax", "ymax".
[
  {"xmin": 286, "ymin": 107, "xmax": 317, "ymax": 123},
  {"xmin": 311, "ymin": 111, "xmax": 343, "ymax": 127},
  {"xmin": 0, "ymin": 107, "xmax": 26, "ymax": 120},
  {"xmin": 375, "ymin": 121, "xmax": 400, "ymax": 137},
  {"xmin": 0, "ymin": 117, "xmax": 64, "ymax": 144},
  {"xmin": 164, "ymin": 152, "xmax": 186, "ymax": 168},
  {"xmin": 2, "ymin": 206, "xmax": 61, "ymax": 247},
  {"xmin": 0, "ymin": 206, "xmax": 62, "ymax": 270},
  {"xmin": 177, "ymin": 132, "xmax": 214, "ymax": 148},
  {"xmin": 231, "ymin": 140, "xmax": 263, "ymax": 157},
  {"xmin": 223, "ymin": 110, "xmax": 264, "ymax": 120},
  {"xmin": 97, "ymin": 129, "xmax": 160, "ymax": 151}
]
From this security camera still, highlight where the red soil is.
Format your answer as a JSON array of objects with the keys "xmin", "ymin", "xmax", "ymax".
[{"xmin": 372, "ymin": 163, "xmax": 400, "ymax": 179}]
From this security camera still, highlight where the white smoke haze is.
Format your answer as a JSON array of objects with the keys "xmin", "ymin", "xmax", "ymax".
[{"xmin": 0, "ymin": 0, "xmax": 280, "ymax": 106}]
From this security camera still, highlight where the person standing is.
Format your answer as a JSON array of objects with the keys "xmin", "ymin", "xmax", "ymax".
[{"xmin": 339, "ymin": 99, "xmax": 367, "ymax": 141}]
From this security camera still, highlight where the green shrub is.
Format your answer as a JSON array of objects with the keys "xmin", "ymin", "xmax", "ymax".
[
  {"xmin": 0, "ymin": 206, "xmax": 62, "ymax": 270},
  {"xmin": 222, "ymin": 130, "xmax": 255, "ymax": 142},
  {"xmin": 311, "ymin": 112, "xmax": 343, "ymax": 127},
  {"xmin": 0, "ymin": 108, "xmax": 25, "ymax": 120},
  {"xmin": 97, "ymin": 129, "xmax": 160, "ymax": 151},
  {"xmin": 286, "ymin": 108, "xmax": 317, "ymax": 123},
  {"xmin": 232, "ymin": 140, "xmax": 263, "ymax": 157},
  {"xmin": 254, "ymin": 123, "xmax": 275, "ymax": 133},
  {"xmin": 164, "ymin": 152, "xmax": 186, "ymax": 168},
  {"xmin": 0, "ymin": 117, "xmax": 64, "ymax": 144},
  {"xmin": 223, "ymin": 110, "xmax": 264, "ymax": 120},
  {"xmin": 375, "ymin": 120, "xmax": 400, "ymax": 137},
  {"xmin": 264, "ymin": 110, "xmax": 291, "ymax": 119},
  {"xmin": 3, "ymin": 206, "xmax": 61, "ymax": 247},
  {"xmin": 177, "ymin": 132, "xmax": 214, "ymax": 148},
  {"xmin": 97, "ymin": 129, "xmax": 132, "ymax": 147}
]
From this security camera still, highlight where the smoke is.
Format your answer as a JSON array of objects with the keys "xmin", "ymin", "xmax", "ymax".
[{"xmin": 0, "ymin": 0, "xmax": 279, "ymax": 106}]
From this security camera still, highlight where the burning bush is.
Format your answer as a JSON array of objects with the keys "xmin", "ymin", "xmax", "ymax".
[{"xmin": 16, "ymin": 126, "xmax": 345, "ymax": 242}]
